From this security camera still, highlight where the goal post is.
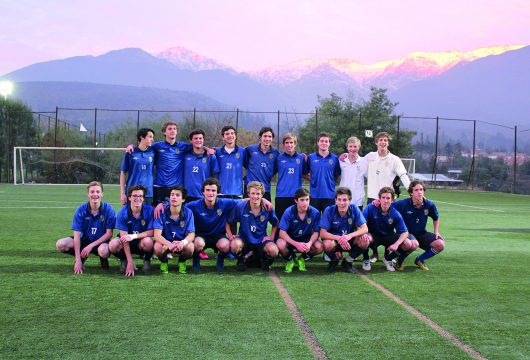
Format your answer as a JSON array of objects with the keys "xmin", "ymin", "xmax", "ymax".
[
  {"xmin": 401, "ymin": 158, "xmax": 416, "ymax": 175},
  {"xmin": 14, "ymin": 146, "xmax": 126, "ymax": 185}
]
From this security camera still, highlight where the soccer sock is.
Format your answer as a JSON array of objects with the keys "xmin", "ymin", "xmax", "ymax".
[
  {"xmin": 192, "ymin": 254, "xmax": 200, "ymax": 269},
  {"xmin": 348, "ymin": 246, "xmax": 364, "ymax": 260},
  {"xmin": 142, "ymin": 250, "xmax": 153, "ymax": 261},
  {"xmin": 397, "ymin": 250, "xmax": 412, "ymax": 262},
  {"xmin": 158, "ymin": 254, "xmax": 168, "ymax": 263},
  {"xmin": 417, "ymin": 248, "xmax": 438, "ymax": 262},
  {"xmin": 115, "ymin": 250, "xmax": 126, "ymax": 261},
  {"xmin": 386, "ymin": 250, "xmax": 399, "ymax": 261},
  {"xmin": 326, "ymin": 251, "xmax": 337, "ymax": 261},
  {"xmin": 362, "ymin": 249, "xmax": 370, "ymax": 261}
]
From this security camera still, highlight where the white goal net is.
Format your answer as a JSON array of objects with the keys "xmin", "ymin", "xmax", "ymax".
[
  {"xmin": 14, "ymin": 146, "xmax": 125, "ymax": 185},
  {"xmin": 401, "ymin": 158, "xmax": 416, "ymax": 175}
]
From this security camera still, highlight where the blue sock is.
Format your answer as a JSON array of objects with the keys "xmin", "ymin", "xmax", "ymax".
[
  {"xmin": 192, "ymin": 254, "xmax": 200, "ymax": 270},
  {"xmin": 417, "ymin": 248, "xmax": 438, "ymax": 262}
]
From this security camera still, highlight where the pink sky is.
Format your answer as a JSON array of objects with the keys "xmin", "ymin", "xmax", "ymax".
[{"xmin": 1, "ymin": 0, "xmax": 529, "ymax": 75}]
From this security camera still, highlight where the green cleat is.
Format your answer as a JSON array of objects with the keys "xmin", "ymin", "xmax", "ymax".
[
  {"xmin": 160, "ymin": 261, "xmax": 169, "ymax": 274},
  {"xmin": 415, "ymin": 258, "xmax": 429, "ymax": 271},
  {"xmin": 284, "ymin": 260, "xmax": 295, "ymax": 273},
  {"xmin": 178, "ymin": 261, "xmax": 187, "ymax": 274},
  {"xmin": 296, "ymin": 256, "xmax": 307, "ymax": 272}
]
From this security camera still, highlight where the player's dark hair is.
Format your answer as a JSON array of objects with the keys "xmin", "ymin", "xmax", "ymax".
[
  {"xmin": 189, "ymin": 128, "xmax": 206, "ymax": 140},
  {"xmin": 202, "ymin": 178, "xmax": 221, "ymax": 193},
  {"xmin": 259, "ymin": 126, "xmax": 275, "ymax": 138},
  {"xmin": 335, "ymin": 187, "xmax": 352, "ymax": 200},
  {"xmin": 127, "ymin": 185, "xmax": 146, "ymax": 198},
  {"xmin": 169, "ymin": 185, "xmax": 187, "ymax": 200},
  {"xmin": 408, "ymin": 180, "xmax": 426, "ymax": 195},
  {"xmin": 294, "ymin": 188, "xmax": 310, "ymax": 200},
  {"xmin": 221, "ymin": 125, "xmax": 236, "ymax": 136},
  {"xmin": 317, "ymin": 132, "xmax": 330, "ymax": 142},
  {"xmin": 162, "ymin": 121, "xmax": 178, "ymax": 133},
  {"xmin": 378, "ymin": 186, "xmax": 395, "ymax": 200},
  {"xmin": 137, "ymin": 128, "xmax": 155, "ymax": 142}
]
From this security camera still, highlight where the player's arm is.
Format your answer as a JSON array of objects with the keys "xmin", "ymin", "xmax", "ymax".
[
  {"xmin": 118, "ymin": 230, "xmax": 135, "ymax": 276},
  {"xmin": 347, "ymin": 223, "xmax": 368, "ymax": 241},
  {"xmin": 154, "ymin": 228, "xmax": 174, "ymax": 250},
  {"xmin": 119, "ymin": 171, "xmax": 127, "ymax": 205},
  {"xmin": 73, "ymin": 230, "xmax": 83, "ymax": 274},
  {"xmin": 80, "ymin": 229, "xmax": 113, "ymax": 258},
  {"xmin": 433, "ymin": 219, "xmax": 444, "ymax": 240},
  {"xmin": 264, "ymin": 225, "xmax": 277, "ymax": 243},
  {"xmin": 388, "ymin": 231, "xmax": 409, "ymax": 252},
  {"xmin": 226, "ymin": 221, "xmax": 237, "ymax": 240}
]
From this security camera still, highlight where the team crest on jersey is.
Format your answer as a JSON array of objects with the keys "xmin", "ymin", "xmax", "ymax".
[
  {"xmin": 100, "ymin": 215, "xmax": 105, "ymax": 221},
  {"xmin": 217, "ymin": 209, "xmax": 223, "ymax": 216},
  {"xmin": 388, "ymin": 218, "xmax": 394, "ymax": 225},
  {"xmin": 202, "ymin": 157, "xmax": 207, "ymax": 163},
  {"xmin": 269, "ymin": 154, "xmax": 274, "ymax": 159},
  {"xmin": 348, "ymin": 218, "xmax": 353, "ymax": 225},
  {"xmin": 307, "ymin": 218, "xmax": 311, "ymax": 224},
  {"xmin": 236, "ymin": 153, "xmax": 240, "ymax": 159},
  {"xmin": 260, "ymin": 215, "xmax": 265, "ymax": 222},
  {"xmin": 149, "ymin": 157, "xmax": 153, "ymax": 163},
  {"xmin": 296, "ymin": 158, "xmax": 300, "ymax": 164},
  {"xmin": 175, "ymin": 149, "xmax": 180, "ymax": 154},
  {"xmin": 180, "ymin": 221, "xmax": 185, "ymax": 228},
  {"xmin": 141, "ymin": 219, "xmax": 146, "ymax": 226},
  {"xmin": 329, "ymin": 159, "xmax": 333, "ymax": 165},
  {"xmin": 424, "ymin": 209, "xmax": 429, "ymax": 216}
]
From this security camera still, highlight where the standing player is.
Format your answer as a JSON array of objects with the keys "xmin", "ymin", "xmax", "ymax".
[
  {"xmin": 393, "ymin": 180, "xmax": 445, "ymax": 271},
  {"xmin": 119, "ymin": 128, "xmax": 155, "ymax": 205},
  {"xmin": 226, "ymin": 181, "xmax": 279, "ymax": 271},
  {"xmin": 152, "ymin": 185, "xmax": 195, "ymax": 274},
  {"xmin": 339, "ymin": 136, "xmax": 368, "ymax": 210},
  {"xmin": 216, "ymin": 125, "xmax": 246, "ymax": 199},
  {"xmin": 320, "ymin": 187, "xmax": 369, "ymax": 273},
  {"xmin": 187, "ymin": 178, "xmax": 240, "ymax": 272},
  {"xmin": 277, "ymin": 188, "xmax": 323, "ymax": 273},
  {"xmin": 108, "ymin": 185, "xmax": 154, "ymax": 277},
  {"xmin": 55, "ymin": 181, "xmax": 116, "ymax": 274},
  {"xmin": 361, "ymin": 187, "xmax": 413, "ymax": 272},
  {"xmin": 183, "ymin": 129, "xmax": 220, "ymax": 202},
  {"xmin": 243, "ymin": 126, "xmax": 279, "ymax": 201},
  {"xmin": 275, "ymin": 133, "xmax": 308, "ymax": 222},
  {"xmin": 306, "ymin": 132, "xmax": 341, "ymax": 213}
]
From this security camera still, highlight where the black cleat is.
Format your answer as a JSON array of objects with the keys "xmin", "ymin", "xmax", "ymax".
[
  {"xmin": 100, "ymin": 257, "xmax": 110, "ymax": 270},
  {"xmin": 236, "ymin": 257, "xmax": 246, "ymax": 272},
  {"xmin": 341, "ymin": 259, "xmax": 354, "ymax": 273},
  {"xmin": 326, "ymin": 260, "xmax": 339, "ymax": 273}
]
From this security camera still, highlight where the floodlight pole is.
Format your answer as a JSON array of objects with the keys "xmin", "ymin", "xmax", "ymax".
[{"xmin": 513, "ymin": 126, "xmax": 517, "ymax": 193}]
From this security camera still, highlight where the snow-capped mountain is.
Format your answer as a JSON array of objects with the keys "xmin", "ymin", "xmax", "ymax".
[{"xmin": 156, "ymin": 46, "xmax": 233, "ymax": 72}]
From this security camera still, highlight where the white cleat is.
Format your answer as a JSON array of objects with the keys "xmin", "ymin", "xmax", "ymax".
[
  {"xmin": 383, "ymin": 259, "xmax": 396, "ymax": 272},
  {"xmin": 362, "ymin": 260, "xmax": 371, "ymax": 271}
]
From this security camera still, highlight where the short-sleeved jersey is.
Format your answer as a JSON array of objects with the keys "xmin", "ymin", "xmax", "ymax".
[
  {"xmin": 279, "ymin": 205, "xmax": 320, "ymax": 241},
  {"xmin": 71, "ymin": 202, "xmax": 116, "ymax": 242},
  {"xmin": 364, "ymin": 151, "xmax": 410, "ymax": 200},
  {"xmin": 362, "ymin": 203, "xmax": 407, "ymax": 237},
  {"xmin": 393, "ymin": 197, "xmax": 439, "ymax": 236},
  {"xmin": 228, "ymin": 201, "xmax": 278, "ymax": 245},
  {"xmin": 339, "ymin": 156, "xmax": 367, "ymax": 206},
  {"xmin": 276, "ymin": 152, "xmax": 308, "ymax": 197},
  {"xmin": 115, "ymin": 203, "xmax": 154, "ymax": 234},
  {"xmin": 307, "ymin": 152, "xmax": 341, "ymax": 199},
  {"xmin": 186, "ymin": 198, "xmax": 239, "ymax": 237},
  {"xmin": 320, "ymin": 204, "xmax": 366, "ymax": 236},
  {"xmin": 120, "ymin": 146, "xmax": 155, "ymax": 198},
  {"xmin": 216, "ymin": 145, "xmax": 246, "ymax": 196},
  {"xmin": 153, "ymin": 206, "xmax": 195, "ymax": 241},
  {"xmin": 243, "ymin": 144, "xmax": 279, "ymax": 192},
  {"xmin": 151, "ymin": 141, "xmax": 192, "ymax": 187},
  {"xmin": 183, "ymin": 151, "xmax": 220, "ymax": 199}
]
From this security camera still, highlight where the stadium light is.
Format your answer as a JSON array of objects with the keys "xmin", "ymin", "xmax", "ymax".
[{"xmin": 0, "ymin": 80, "xmax": 14, "ymax": 99}]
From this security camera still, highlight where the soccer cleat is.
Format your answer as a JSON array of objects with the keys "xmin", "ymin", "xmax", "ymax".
[
  {"xmin": 296, "ymin": 256, "xmax": 307, "ymax": 272},
  {"xmin": 216, "ymin": 255, "xmax": 225, "ymax": 272},
  {"xmin": 362, "ymin": 260, "xmax": 372, "ymax": 271},
  {"xmin": 394, "ymin": 259, "xmax": 405, "ymax": 271},
  {"xmin": 142, "ymin": 259, "xmax": 151, "ymax": 273},
  {"xmin": 326, "ymin": 260, "xmax": 339, "ymax": 273},
  {"xmin": 323, "ymin": 253, "xmax": 331, "ymax": 262},
  {"xmin": 120, "ymin": 260, "xmax": 127, "ymax": 273},
  {"xmin": 284, "ymin": 260, "xmax": 295, "ymax": 273},
  {"xmin": 415, "ymin": 258, "xmax": 429, "ymax": 271},
  {"xmin": 199, "ymin": 251, "xmax": 209, "ymax": 259},
  {"xmin": 341, "ymin": 259, "xmax": 354, "ymax": 273},
  {"xmin": 370, "ymin": 254, "xmax": 379, "ymax": 263},
  {"xmin": 160, "ymin": 261, "xmax": 169, "ymax": 274},
  {"xmin": 100, "ymin": 257, "xmax": 110, "ymax": 270},
  {"xmin": 262, "ymin": 258, "xmax": 273, "ymax": 271},
  {"xmin": 236, "ymin": 256, "xmax": 246, "ymax": 272},
  {"xmin": 383, "ymin": 259, "xmax": 396, "ymax": 272},
  {"xmin": 178, "ymin": 261, "xmax": 187, "ymax": 274}
]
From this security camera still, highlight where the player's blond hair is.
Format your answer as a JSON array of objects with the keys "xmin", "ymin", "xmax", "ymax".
[{"xmin": 247, "ymin": 181, "xmax": 265, "ymax": 195}]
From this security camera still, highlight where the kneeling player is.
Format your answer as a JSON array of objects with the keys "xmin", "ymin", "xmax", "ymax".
[
  {"xmin": 55, "ymin": 181, "xmax": 116, "ymax": 274},
  {"xmin": 109, "ymin": 185, "xmax": 154, "ymax": 276},
  {"xmin": 277, "ymin": 188, "xmax": 323, "ymax": 273},
  {"xmin": 320, "ymin": 187, "xmax": 369, "ymax": 273},
  {"xmin": 227, "ymin": 181, "xmax": 279, "ymax": 271},
  {"xmin": 361, "ymin": 187, "xmax": 413, "ymax": 272},
  {"xmin": 153, "ymin": 185, "xmax": 195, "ymax": 274},
  {"xmin": 393, "ymin": 180, "xmax": 445, "ymax": 270}
]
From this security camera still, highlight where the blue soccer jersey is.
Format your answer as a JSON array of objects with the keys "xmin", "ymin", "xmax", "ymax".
[
  {"xmin": 183, "ymin": 151, "xmax": 220, "ymax": 199},
  {"xmin": 243, "ymin": 144, "xmax": 279, "ymax": 192},
  {"xmin": 120, "ymin": 146, "xmax": 155, "ymax": 198},
  {"xmin": 362, "ymin": 204, "xmax": 408, "ymax": 237},
  {"xmin": 228, "ymin": 201, "xmax": 278, "ymax": 245},
  {"xmin": 153, "ymin": 206, "xmax": 195, "ymax": 241},
  {"xmin": 279, "ymin": 205, "xmax": 320, "ymax": 241},
  {"xmin": 307, "ymin": 152, "xmax": 341, "ymax": 199},
  {"xmin": 151, "ymin": 141, "xmax": 192, "ymax": 187},
  {"xmin": 71, "ymin": 202, "xmax": 116, "ymax": 242},
  {"xmin": 216, "ymin": 145, "xmax": 246, "ymax": 196},
  {"xmin": 115, "ymin": 203, "xmax": 154, "ymax": 234},
  {"xmin": 186, "ymin": 198, "xmax": 238, "ymax": 237},
  {"xmin": 320, "ymin": 204, "xmax": 366, "ymax": 236},
  {"xmin": 276, "ymin": 152, "xmax": 308, "ymax": 197},
  {"xmin": 393, "ymin": 198, "xmax": 439, "ymax": 236}
]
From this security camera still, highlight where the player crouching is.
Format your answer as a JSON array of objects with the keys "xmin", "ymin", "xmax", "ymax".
[{"xmin": 277, "ymin": 188, "xmax": 323, "ymax": 273}]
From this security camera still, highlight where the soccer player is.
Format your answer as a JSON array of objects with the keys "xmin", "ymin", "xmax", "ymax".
[
  {"xmin": 360, "ymin": 187, "xmax": 412, "ymax": 272},
  {"xmin": 119, "ymin": 128, "xmax": 155, "ymax": 205},
  {"xmin": 216, "ymin": 125, "xmax": 246, "ymax": 199},
  {"xmin": 364, "ymin": 131, "xmax": 411, "ymax": 262},
  {"xmin": 275, "ymin": 133, "xmax": 308, "ymax": 221},
  {"xmin": 393, "ymin": 180, "xmax": 445, "ymax": 271},
  {"xmin": 339, "ymin": 136, "xmax": 368, "ymax": 210},
  {"xmin": 183, "ymin": 128, "xmax": 220, "ymax": 202},
  {"xmin": 187, "ymin": 178, "xmax": 240, "ymax": 272},
  {"xmin": 152, "ymin": 185, "xmax": 195, "ymax": 274},
  {"xmin": 277, "ymin": 188, "xmax": 323, "ymax": 273},
  {"xmin": 55, "ymin": 181, "xmax": 116, "ymax": 274},
  {"xmin": 306, "ymin": 132, "xmax": 341, "ymax": 213},
  {"xmin": 319, "ymin": 187, "xmax": 369, "ymax": 273},
  {"xmin": 226, "ymin": 181, "xmax": 279, "ymax": 271},
  {"xmin": 108, "ymin": 185, "xmax": 154, "ymax": 276},
  {"xmin": 243, "ymin": 126, "xmax": 279, "ymax": 202}
]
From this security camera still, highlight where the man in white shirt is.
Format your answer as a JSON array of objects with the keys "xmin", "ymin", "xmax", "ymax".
[{"xmin": 339, "ymin": 136, "xmax": 368, "ymax": 210}]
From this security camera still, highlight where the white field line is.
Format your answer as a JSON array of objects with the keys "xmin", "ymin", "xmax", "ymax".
[{"xmin": 431, "ymin": 199, "xmax": 505, "ymax": 213}]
